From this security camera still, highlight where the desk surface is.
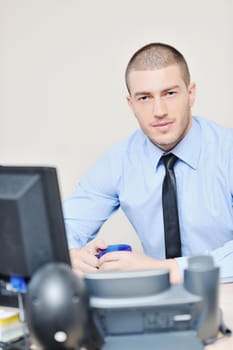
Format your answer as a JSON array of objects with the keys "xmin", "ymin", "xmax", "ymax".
[{"xmin": 206, "ymin": 283, "xmax": 233, "ymax": 350}]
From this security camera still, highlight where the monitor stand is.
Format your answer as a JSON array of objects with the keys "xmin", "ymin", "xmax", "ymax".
[{"xmin": 102, "ymin": 331, "xmax": 204, "ymax": 350}]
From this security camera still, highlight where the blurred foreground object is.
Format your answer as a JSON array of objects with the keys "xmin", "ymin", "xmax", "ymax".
[
  {"xmin": 26, "ymin": 256, "xmax": 229, "ymax": 350},
  {"xmin": 26, "ymin": 263, "xmax": 102, "ymax": 350},
  {"xmin": 0, "ymin": 308, "xmax": 24, "ymax": 342}
]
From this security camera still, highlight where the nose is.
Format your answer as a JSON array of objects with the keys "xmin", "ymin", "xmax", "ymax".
[{"xmin": 152, "ymin": 98, "xmax": 167, "ymax": 118}]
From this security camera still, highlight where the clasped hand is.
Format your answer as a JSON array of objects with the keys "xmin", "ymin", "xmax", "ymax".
[{"xmin": 69, "ymin": 239, "xmax": 181, "ymax": 283}]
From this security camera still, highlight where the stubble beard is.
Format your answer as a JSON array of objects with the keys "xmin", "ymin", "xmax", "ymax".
[{"xmin": 149, "ymin": 112, "xmax": 192, "ymax": 151}]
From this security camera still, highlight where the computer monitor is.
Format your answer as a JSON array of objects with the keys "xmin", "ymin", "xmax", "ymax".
[{"xmin": 0, "ymin": 166, "xmax": 71, "ymax": 305}]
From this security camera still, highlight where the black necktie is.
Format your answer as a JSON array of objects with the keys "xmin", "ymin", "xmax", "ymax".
[{"xmin": 161, "ymin": 153, "xmax": 181, "ymax": 258}]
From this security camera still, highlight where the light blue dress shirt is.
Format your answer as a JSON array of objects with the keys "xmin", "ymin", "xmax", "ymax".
[{"xmin": 63, "ymin": 116, "xmax": 233, "ymax": 282}]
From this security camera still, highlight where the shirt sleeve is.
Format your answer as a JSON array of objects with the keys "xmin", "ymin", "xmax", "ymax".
[
  {"xmin": 175, "ymin": 256, "xmax": 188, "ymax": 278},
  {"xmin": 63, "ymin": 149, "xmax": 121, "ymax": 249}
]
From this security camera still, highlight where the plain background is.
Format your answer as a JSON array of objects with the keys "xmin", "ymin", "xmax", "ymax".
[{"xmin": 1, "ymin": 0, "xmax": 233, "ymax": 250}]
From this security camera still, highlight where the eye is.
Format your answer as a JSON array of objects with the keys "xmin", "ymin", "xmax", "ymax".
[
  {"xmin": 166, "ymin": 90, "xmax": 177, "ymax": 97},
  {"xmin": 138, "ymin": 95, "xmax": 151, "ymax": 102}
]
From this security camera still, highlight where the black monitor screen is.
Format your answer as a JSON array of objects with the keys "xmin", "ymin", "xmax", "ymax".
[{"xmin": 0, "ymin": 166, "xmax": 70, "ymax": 283}]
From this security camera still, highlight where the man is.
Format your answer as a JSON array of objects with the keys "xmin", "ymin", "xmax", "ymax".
[{"xmin": 63, "ymin": 43, "xmax": 233, "ymax": 283}]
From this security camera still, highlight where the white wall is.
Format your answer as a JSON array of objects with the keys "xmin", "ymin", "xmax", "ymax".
[{"xmin": 1, "ymin": 0, "xmax": 233, "ymax": 250}]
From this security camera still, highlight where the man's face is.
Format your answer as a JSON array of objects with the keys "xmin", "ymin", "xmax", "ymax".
[{"xmin": 127, "ymin": 65, "xmax": 196, "ymax": 151}]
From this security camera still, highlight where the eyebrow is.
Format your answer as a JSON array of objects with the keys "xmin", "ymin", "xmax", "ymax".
[
  {"xmin": 162, "ymin": 85, "xmax": 180, "ymax": 93},
  {"xmin": 134, "ymin": 91, "xmax": 151, "ymax": 97},
  {"xmin": 133, "ymin": 85, "xmax": 181, "ymax": 98}
]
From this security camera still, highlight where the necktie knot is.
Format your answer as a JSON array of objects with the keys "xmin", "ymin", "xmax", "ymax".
[{"xmin": 161, "ymin": 153, "xmax": 178, "ymax": 171}]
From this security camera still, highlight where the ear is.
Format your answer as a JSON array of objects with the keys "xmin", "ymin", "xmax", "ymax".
[
  {"xmin": 126, "ymin": 95, "xmax": 133, "ymax": 110},
  {"xmin": 188, "ymin": 82, "xmax": 196, "ymax": 108},
  {"xmin": 126, "ymin": 95, "xmax": 138, "ymax": 121}
]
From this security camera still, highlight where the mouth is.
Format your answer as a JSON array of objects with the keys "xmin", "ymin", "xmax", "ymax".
[{"xmin": 152, "ymin": 121, "xmax": 174, "ymax": 132}]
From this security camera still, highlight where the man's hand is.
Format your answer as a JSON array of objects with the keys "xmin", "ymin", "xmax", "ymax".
[
  {"xmin": 97, "ymin": 250, "xmax": 182, "ymax": 284},
  {"xmin": 69, "ymin": 239, "xmax": 107, "ymax": 277}
]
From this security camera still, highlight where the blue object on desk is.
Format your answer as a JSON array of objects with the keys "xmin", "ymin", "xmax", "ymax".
[
  {"xmin": 10, "ymin": 275, "xmax": 27, "ymax": 293},
  {"xmin": 96, "ymin": 244, "xmax": 132, "ymax": 259}
]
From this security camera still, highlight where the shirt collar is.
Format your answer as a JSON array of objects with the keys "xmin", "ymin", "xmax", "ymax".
[
  {"xmin": 144, "ymin": 117, "xmax": 202, "ymax": 170},
  {"xmin": 172, "ymin": 117, "xmax": 201, "ymax": 169}
]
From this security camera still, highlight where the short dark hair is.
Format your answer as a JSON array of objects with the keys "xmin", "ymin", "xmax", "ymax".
[{"xmin": 125, "ymin": 42, "xmax": 190, "ymax": 93}]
